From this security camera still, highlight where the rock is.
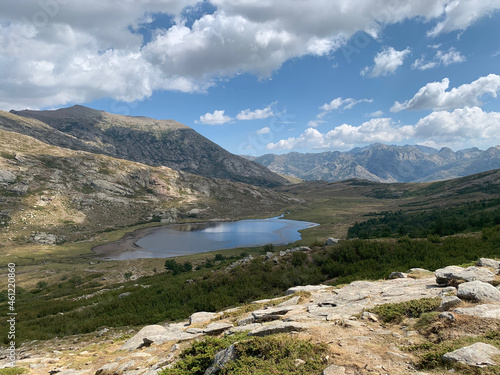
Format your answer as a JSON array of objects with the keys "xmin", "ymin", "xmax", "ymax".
[
  {"xmin": 277, "ymin": 296, "xmax": 301, "ymax": 307},
  {"xmin": 439, "ymin": 296, "xmax": 462, "ymax": 311},
  {"xmin": 289, "ymin": 246, "xmax": 311, "ymax": 252},
  {"xmin": 438, "ymin": 286, "xmax": 457, "ymax": 296},
  {"xmin": 30, "ymin": 231, "xmax": 66, "ymax": 245},
  {"xmin": 477, "ymin": 258, "xmax": 500, "ymax": 270},
  {"xmin": 294, "ymin": 359, "xmax": 306, "ymax": 367},
  {"xmin": 438, "ymin": 312, "xmax": 456, "ymax": 321},
  {"xmin": 251, "ymin": 306, "xmax": 297, "ymax": 322},
  {"xmin": 237, "ymin": 316, "xmax": 255, "ymax": 326},
  {"xmin": 265, "ymin": 252, "xmax": 274, "ymax": 260},
  {"xmin": 435, "ymin": 266, "xmax": 495, "ymax": 286},
  {"xmin": 120, "ymin": 325, "xmax": 199, "ymax": 350},
  {"xmin": 322, "ymin": 364, "xmax": 346, "ymax": 375},
  {"xmin": 435, "ymin": 266, "xmax": 465, "ymax": 285},
  {"xmin": 203, "ymin": 323, "xmax": 233, "ymax": 335},
  {"xmin": 325, "ymin": 238, "xmax": 339, "ymax": 246},
  {"xmin": 118, "ymin": 292, "xmax": 131, "ymax": 298},
  {"xmin": 285, "ymin": 285, "xmax": 330, "ymax": 295},
  {"xmin": 388, "ymin": 272, "xmax": 407, "ymax": 279},
  {"xmin": 227, "ymin": 323, "xmax": 263, "ymax": 334},
  {"xmin": 0, "ymin": 169, "xmax": 16, "ymax": 184},
  {"xmin": 457, "ymin": 267, "xmax": 495, "ymax": 283},
  {"xmin": 361, "ymin": 311, "xmax": 378, "ymax": 322},
  {"xmin": 454, "ymin": 304, "xmax": 500, "ymax": 319},
  {"xmin": 442, "ymin": 342, "xmax": 500, "ymax": 367},
  {"xmin": 457, "ymin": 280, "xmax": 500, "ymax": 302},
  {"xmin": 249, "ymin": 322, "xmax": 311, "ymax": 337},
  {"xmin": 205, "ymin": 344, "xmax": 237, "ymax": 375},
  {"xmin": 189, "ymin": 312, "xmax": 218, "ymax": 325}
]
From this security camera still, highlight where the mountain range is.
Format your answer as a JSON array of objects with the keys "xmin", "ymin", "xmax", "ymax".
[
  {"xmin": 4, "ymin": 105, "xmax": 287, "ymax": 188},
  {"xmin": 245, "ymin": 143, "xmax": 500, "ymax": 183}
]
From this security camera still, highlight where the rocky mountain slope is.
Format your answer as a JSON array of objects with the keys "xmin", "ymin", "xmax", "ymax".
[
  {"xmin": 2, "ymin": 106, "xmax": 287, "ymax": 188},
  {"xmin": 10, "ymin": 257, "xmax": 500, "ymax": 375},
  {"xmin": 246, "ymin": 143, "xmax": 500, "ymax": 183},
  {"xmin": 0, "ymin": 127, "xmax": 295, "ymax": 245}
]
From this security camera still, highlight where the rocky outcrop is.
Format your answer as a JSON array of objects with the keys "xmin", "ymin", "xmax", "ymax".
[
  {"xmin": 454, "ymin": 304, "xmax": 500, "ymax": 319},
  {"xmin": 442, "ymin": 342, "xmax": 500, "ymax": 367},
  {"xmin": 435, "ymin": 266, "xmax": 495, "ymax": 286},
  {"xmin": 457, "ymin": 280, "xmax": 500, "ymax": 302},
  {"xmin": 204, "ymin": 344, "xmax": 237, "ymax": 375}
]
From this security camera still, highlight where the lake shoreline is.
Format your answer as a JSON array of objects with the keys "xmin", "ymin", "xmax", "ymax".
[{"xmin": 92, "ymin": 216, "xmax": 319, "ymax": 261}]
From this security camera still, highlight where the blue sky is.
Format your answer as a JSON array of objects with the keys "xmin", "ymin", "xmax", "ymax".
[{"xmin": 1, "ymin": 1, "xmax": 500, "ymax": 156}]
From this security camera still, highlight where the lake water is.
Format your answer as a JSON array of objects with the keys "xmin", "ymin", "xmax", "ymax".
[{"xmin": 106, "ymin": 216, "xmax": 318, "ymax": 260}]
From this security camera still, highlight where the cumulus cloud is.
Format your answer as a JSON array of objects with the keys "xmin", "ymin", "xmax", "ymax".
[
  {"xmin": 198, "ymin": 110, "xmax": 232, "ymax": 125},
  {"xmin": 256, "ymin": 126, "xmax": 271, "ymax": 134},
  {"xmin": 361, "ymin": 46, "xmax": 411, "ymax": 77},
  {"xmin": 367, "ymin": 110, "xmax": 384, "ymax": 117},
  {"xmin": 412, "ymin": 47, "xmax": 466, "ymax": 70},
  {"xmin": 413, "ymin": 106, "xmax": 500, "ymax": 145},
  {"xmin": 391, "ymin": 74, "xmax": 500, "ymax": 112},
  {"xmin": 1, "ymin": 0, "xmax": 499, "ymax": 109},
  {"xmin": 267, "ymin": 118, "xmax": 413, "ymax": 151},
  {"xmin": 428, "ymin": 0, "xmax": 500, "ymax": 37},
  {"xmin": 237, "ymin": 105, "xmax": 275, "ymax": 120},
  {"xmin": 267, "ymin": 107, "xmax": 500, "ymax": 151}
]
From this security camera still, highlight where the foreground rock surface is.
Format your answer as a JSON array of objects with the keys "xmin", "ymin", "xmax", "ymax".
[{"xmin": 442, "ymin": 342, "xmax": 500, "ymax": 367}]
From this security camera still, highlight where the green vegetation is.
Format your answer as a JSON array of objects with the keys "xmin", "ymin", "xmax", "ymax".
[
  {"xmin": 0, "ymin": 151, "xmax": 16, "ymax": 160},
  {"xmin": 161, "ymin": 333, "xmax": 327, "ymax": 375},
  {"xmin": 2, "ymin": 227, "xmax": 499, "ymax": 344},
  {"xmin": 164, "ymin": 259, "xmax": 193, "ymax": 275},
  {"xmin": 367, "ymin": 298, "xmax": 440, "ymax": 323},
  {"xmin": 404, "ymin": 331, "xmax": 500, "ymax": 372},
  {"xmin": 0, "ymin": 368, "xmax": 28, "ymax": 375},
  {"xmin": 348, "ymin": 199, "xmax": 500, "ymax": 239}
]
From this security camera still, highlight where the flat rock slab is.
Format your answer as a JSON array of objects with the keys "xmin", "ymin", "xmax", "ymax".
[
  {"xmin": 286, "ymin": 285, "xmax": 331, "ymax": 295},
  {"xmin": 121, "ymin": 325, "xmax": 200, "ymax": 350},
  {"xmin": 442, "ymin": 342, "xmax": 500, "ymax": 367},
  {"xmin": 203, "ymin": 322, "xmax": 233, "ymax": 335},
  {"xmin": 454, "ymin": 304, "xmax": 500, "ymax": 319},
  {"xmin": 457, "ymin": 281, "xmax": 500, "ymax": 302}
]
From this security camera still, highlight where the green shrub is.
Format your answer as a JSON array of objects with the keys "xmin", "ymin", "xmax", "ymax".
[
  {"xmin": 291, "ymin": 252, "xmax": 307, "ymax": 267},
  {"xmin": 0, "ymin": 368, "xmax": 28, "ymax": 375},
  {"xmin": 368, "ymin": 297, "xmax": 440, "ymax": 323},
  {"xmin": 161, "ymin": 334, "xmax": 327, "ymax": 375}
]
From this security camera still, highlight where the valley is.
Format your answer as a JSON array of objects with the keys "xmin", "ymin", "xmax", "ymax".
[{"xmin": 0, "ymin": 107, "xmax": 499, "ymax": 374}]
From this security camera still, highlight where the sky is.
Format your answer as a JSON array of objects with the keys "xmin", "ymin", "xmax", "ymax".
[{"xmin": 1, "ymin": 1, "xmax": 500, "ymax": 156}]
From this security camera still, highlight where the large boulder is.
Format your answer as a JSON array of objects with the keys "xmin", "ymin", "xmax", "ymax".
[
  {"xmin": 477, "ymin": 258, "xmax": 500, "ymax": 270},
  {"xmin": 249, "ymin": 322, "xmax": 311, "ymax": 337},
  {"xmin": 457, "ymin": 281, "xmax": 500, "ymax": 302},
  {"xmin": 454, "ymin": 304, "xmax": 500, "ymax": 319},
  {"xmin": 435, "ymin": 266, "xmax": 495, "ymax": 286},
  {"xmin": 0, "ymin": 169, "xmax": 16, "ymax": 184},
  {"xmin": 120, "ymin": 325, "xmax": 199, "ymax": 350},
  {"xmin": 442, "ymin": 342, "xmax": 500, "ymax": 367},
  {"xmin": 189, "ymin": 312, "xmax": 218, "ymax": 325}
]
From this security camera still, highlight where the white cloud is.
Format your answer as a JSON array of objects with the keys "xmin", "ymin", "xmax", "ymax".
[
  {"xmin": 317, "ymin": 97, "xmax": 372, "ymax": 119},
  {"xmin": 307, "ymin": 120, "xmax": 325, "ymax": 128},
  {"xmin": 391, "ymin": 74, "xmax": 500, "ymax": 112},
  {"xmin": 361, "ymin": 46, "xmax": 411, "ymax": 77},
  {"xmin": 428, "ymin": 1, "xmax": 500, "ymax": 37},
  {"xmin": 413, "ymin": 107, "xmax": 500, "ymax": 147},
  {"xmin": 412, "ymin": 47, "xmax": 465, "ymax": 70},
  {"xmin": 267, "ymin": 118, "xmax": 413, "ymax": 151},
  {"xmin": 267, "ymin": 107, "xmax": 500, "ymax": 151},
  {"xmin": 436, "ymin": 47, "xmax": 466, "ymax": 65},
  {"xmin": 0, "ymin": 0, "xmax": 499, "ymax": 109},
  {"xmin": 256, "ymin": 126, "xmax": 271, "ymax": 134},
  {"xmin": 367, "ymin": 110, "xmax": 384, "ymax": 117},
  {"xmin": 236, "ymin": 105, "xmax": 274, "ymax": 120},
  {"xmin": 198, "ymin": 110, "xmax": 232, "ymax": 125}
]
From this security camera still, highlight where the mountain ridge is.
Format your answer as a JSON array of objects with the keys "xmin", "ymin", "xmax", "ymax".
[
  {"xmin": 4, "ymin": 105, "xmax": 288, "ymax": 188},
  {"xmin": 244, "ymin": 144, "xmax": 500, "ymax": 183}
]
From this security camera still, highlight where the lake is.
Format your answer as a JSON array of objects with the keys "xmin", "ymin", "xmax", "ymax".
[{"xmin": 101, "ymin": 216, "xmax": 318, "ymax": 260}]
